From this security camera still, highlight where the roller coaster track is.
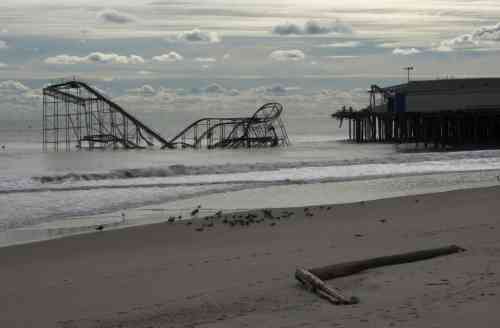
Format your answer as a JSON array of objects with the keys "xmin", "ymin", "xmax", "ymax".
[
  {"xmin": 42, "ymin": 79, "xmax": 289, "ymax": 151},
  {"xmin": 166, "ymin": 103, "xmax": 289, "ymax": 149}
]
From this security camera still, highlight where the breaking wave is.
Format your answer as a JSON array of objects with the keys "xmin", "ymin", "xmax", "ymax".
[{"xmin": 31, "ymin": 148, "xmax": 500, "ymax": 184}]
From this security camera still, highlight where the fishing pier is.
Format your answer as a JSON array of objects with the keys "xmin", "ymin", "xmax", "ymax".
[{"xmin": 333, "ymin": 78, "xmax": 500, "ymax": 148}]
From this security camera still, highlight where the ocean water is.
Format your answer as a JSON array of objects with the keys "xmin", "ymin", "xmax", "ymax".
[{"xmin": 1, "ymin": 114, "xmax": 500, "ymax": 246}]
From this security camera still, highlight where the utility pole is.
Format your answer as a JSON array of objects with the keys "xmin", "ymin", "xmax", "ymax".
[{"xmin": 403, "ymin": 66, "xmax": 414, "ymax": 83}]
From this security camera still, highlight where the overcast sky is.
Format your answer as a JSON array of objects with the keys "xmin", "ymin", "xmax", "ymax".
[
  {"xmin": 1, "ymin": 0, "xmax": 500, "ymax": 79},
  {"xmin": 2, "ymin": 0, "xmax": 500, "ymax": 123}
]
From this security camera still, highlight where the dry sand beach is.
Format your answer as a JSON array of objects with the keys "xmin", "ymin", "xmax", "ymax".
[{"xmin": 2, "ymin": 186, "xmax": 500, "ymax": 327}]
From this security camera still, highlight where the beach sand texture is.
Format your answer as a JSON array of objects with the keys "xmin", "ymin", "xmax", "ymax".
[{"xmin": 1, "ymin": 186, "xmax": 500, "ymax": 327}]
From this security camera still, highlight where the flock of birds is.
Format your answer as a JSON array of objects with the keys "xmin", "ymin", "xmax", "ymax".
[{"xmin": 161, "ymin": 204, "xmax": 336, "ymax": 232}]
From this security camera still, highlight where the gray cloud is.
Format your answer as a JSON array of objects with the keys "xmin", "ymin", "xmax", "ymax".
[
  {"xmin": 97, "ymin": 9, "xmax": 137, "ymax": 24},
  {"xmin": 272, "ymin": 20, "xmax": 352, "ymax": 36},
  {"xmin": 436, "ymin": 22, "xmax": 500, "ymax": 52},
  {"xmin": 0, "ymin": 40, "xmax": 8, "ymax": 49},
  {"xmin": 436, "ymin": 34, "xmax": 477, "ymax": 52},
  {"xmin": 176, "ymin": 29, "xmax": 220, "ymax": 43},
  {"xmin": 45, "ymin": 52, "xmax": 145, "ymax": 65},
  {"xmin": 473, "ymin": 22, "xmax": 500, "ymax": 41},
  {"xmin": 0, "ymin": 80, "xmax": 41, "ymax": 108},
  {"xmin": 152, "ymin": 51, "xmax": 184, "ymax": 62},
  {"xmin": 0, "ymin": 80, "xmax": 29, "ymax": 93},
  {"xmin": 269, "ymin": 49, "xmax": 306, "ymax": 61},
  {"xmin": 0, "ymin": 62, "xmax": 6, "ymax": 68}
]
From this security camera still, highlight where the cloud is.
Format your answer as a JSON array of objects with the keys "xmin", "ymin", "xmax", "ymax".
[
  {"xmin": 176, "ymin": 29, "xmax": 220, "ymax": 43},
  {"xmin": 189, "ymin": 83, "xmax": 238, "ymax": 95},
  {"xmin": 269, "ymin": 49, "xmax": 306, "ymax": 61},
  {"xmin": 473, "ymin": 22, "xmax": 500, "ymax": 41},
  {"xmin": 127, "ymin": 85, "xmax": 156, "ymax": 96},
  {"xmin": 316, "ymin": 41, "xmax": 361, "ymax": 48},
  {"xmin": 255, "ymin": 84, "xmax": 287, "ymax": 95},
  {"xmin": 138, "ymin": 70, "xmax": 153, "ymax": 75},
  {"xmin": 0, "ymin": 80, "xmax": 42, "ymax": 108},
  {"xmin": 436, "ymin": 34, "xmax": 477, "ymax": 52},
  {"xmin": 45, "ymin": 52, "xmax": 145, "ymax": 65},
  {"xmin": 392, "ymin": 48, "xmax": 421, "ymax": 55},
  {"xmin": 0, "ymin": 80, "xmax": 29, "ymax": 93},
  {"xmin": 97, "ymin": 9, "xmax": 136, "ymax": 24},
  {"xmin": 222, "ymin": 53, "xmax": 231, "ymax": 60},
  {"xmin": 0, "ymin": 40, "xmax": 8, "ymax": 49},
  {"xmin": 272, "ymin": 20, "xmax": 352, "ymax": 36},
  {"xmin": 202, "ymin": 83, "xmax": 224, "ymax": 93},
  {"xmin": 0, "ymin": 62, "xmax": 6, "ymax": 68},
  {"xmin": 254, "ymin": 84, "xmax": 301, "ymax": 95},
  {"xmin": 323, "ymin": 55, "xmax": 359, "ymax": 59},
  {"xmin": 435, "ymin": 22, "xmax": 500, "ymax": 52},
  {"xmin": 152, "ymin": 51, "xmax": 184, "ymax": 62},
  {"xmin": 195, "ymin": 57, "xmax": 216, "ymax": 62}
]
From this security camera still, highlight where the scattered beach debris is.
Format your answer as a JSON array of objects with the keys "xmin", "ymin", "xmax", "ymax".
[
  {"xmin": 191, "ymin": 205, "xmax": 201, "ymax": 217},
  {"xmin": 295, "ymin": 245, "xmax": 465, "ymax": 305},
  {"xmin": 167, "ymin": 216, "xmax": 176, "ymax": 223},
  {"xmin": 379, "ymin": 219, "xmax": 387, "ymax": 223},
  {"xmin": 262, "ymin": 209, "xmax": 274, "ymax": 219},
  {"xmin": 95, "ymin": 225, "xmax": 104, "ymax": 231},
  {"xmin": 195, "ymin": 227, "xmax": 204, "ymax": 232}
]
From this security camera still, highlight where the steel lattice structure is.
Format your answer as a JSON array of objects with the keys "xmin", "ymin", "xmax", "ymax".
[
  {"xmin": 166, "ymin": 103, "xmax": 289, "ymax": 149},
  {"xmin": 42, "ymin": 79, "xmax": 289, "ymax": 151},
  {"xmin": 42, "ymin": 80, "xmax": 170, "ymax": 151}
]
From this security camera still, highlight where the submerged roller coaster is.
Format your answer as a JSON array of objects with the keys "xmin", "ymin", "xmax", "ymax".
[{"xmin": 42, "ymin": 79, "xmax": 289, "ymax": 151}]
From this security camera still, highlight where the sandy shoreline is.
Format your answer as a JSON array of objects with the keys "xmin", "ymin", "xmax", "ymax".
[{"xmin": 2, "ymin": 186, "xmax": 500, "ymax": 327}]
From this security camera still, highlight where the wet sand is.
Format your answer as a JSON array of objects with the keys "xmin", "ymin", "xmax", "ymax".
[{"xmin": 1, "ymin": 186, "xmax": 500, "ymax": 327}]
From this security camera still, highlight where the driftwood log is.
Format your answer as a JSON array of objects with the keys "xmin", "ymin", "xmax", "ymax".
[
  {"xmin": 295, "ymin": 268, "xmax": 359, "ymax": 305},
  {"xmin": 295, "ymin": 245, "xmax": 465, "ymax": 305}
]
